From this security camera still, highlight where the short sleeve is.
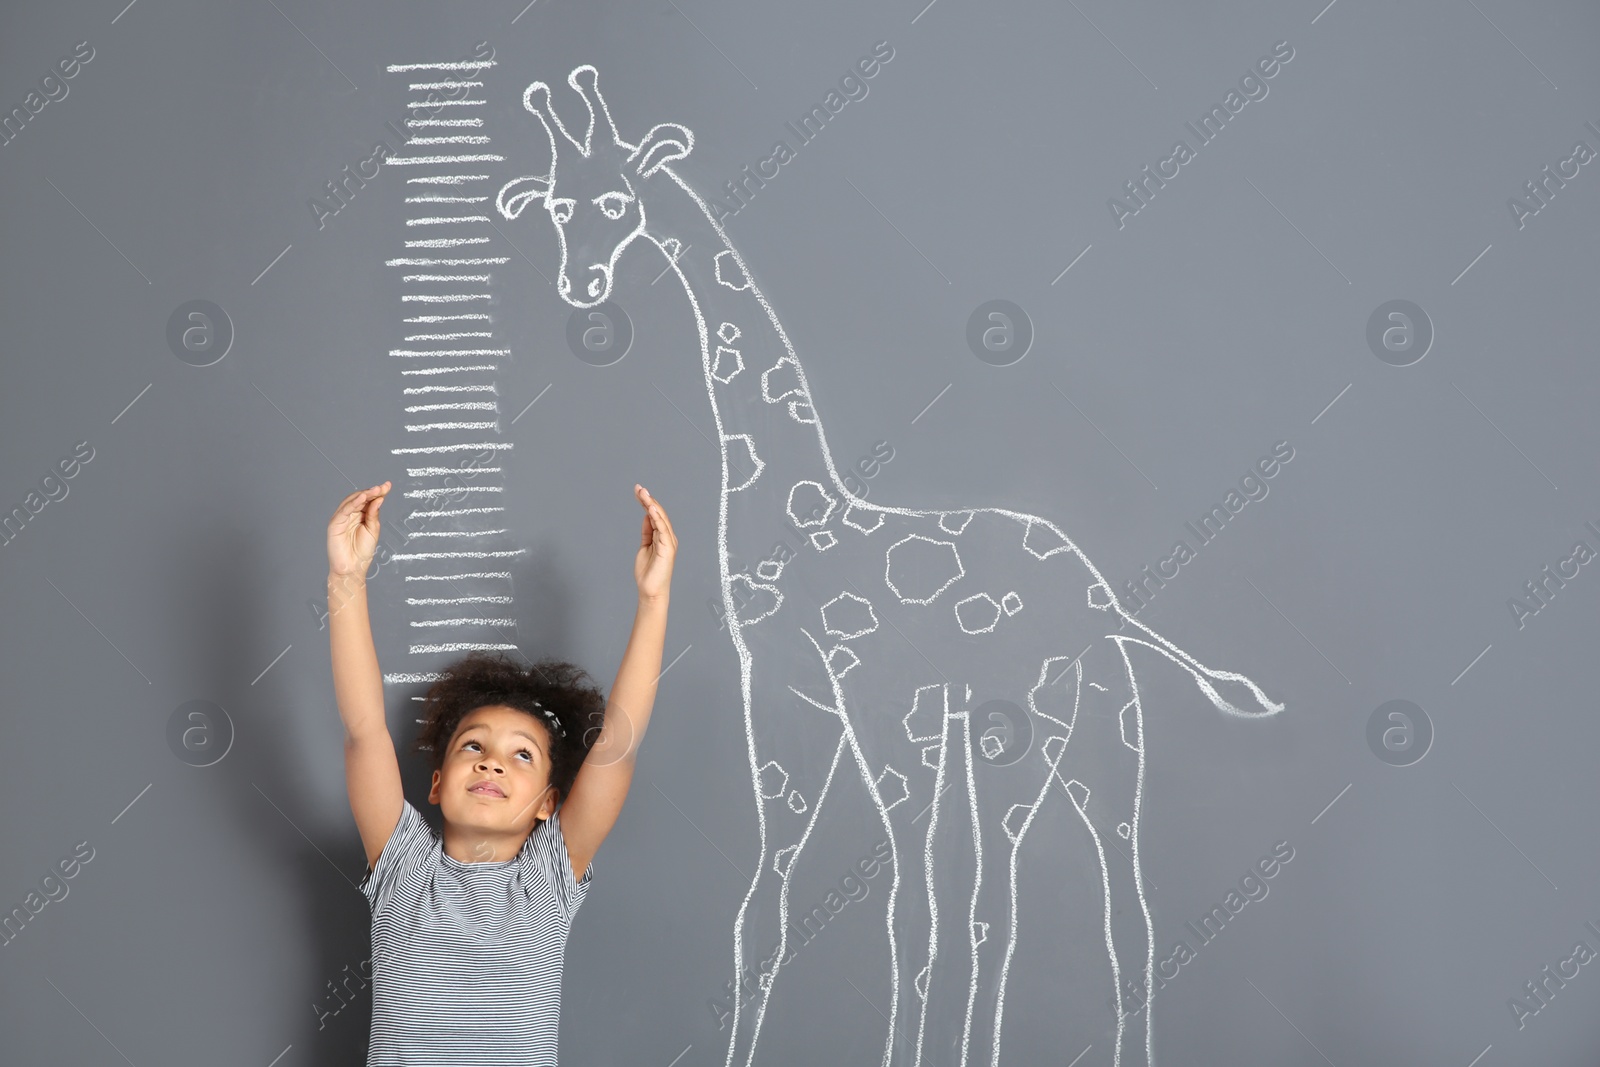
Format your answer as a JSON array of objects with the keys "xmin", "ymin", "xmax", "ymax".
[
  {"xmin": 524, "ymin": 806, "xmax": 593, "ymax": 920},
  {"xmin": 359, "ymin": 799, "xmax": 435, "ymax": 916}
]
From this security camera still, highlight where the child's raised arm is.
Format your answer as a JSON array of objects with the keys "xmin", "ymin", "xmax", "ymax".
[
  {"xmin": 559, "ymin": 484, "xmax": 677, "ymax": 881},
  {"xmin": 326, "ymin": 481, "xmax": 404, "ymax": 870}
]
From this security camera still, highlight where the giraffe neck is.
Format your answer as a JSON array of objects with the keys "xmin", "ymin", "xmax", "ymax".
[{"xmin": 639, "ymin": 170, "xmax": 858, "ymax": 576}]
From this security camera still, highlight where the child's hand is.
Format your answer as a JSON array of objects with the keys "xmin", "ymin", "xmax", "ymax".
[
  {"xmin": 327, "ymin": 481, "xmax": 391, "ymax": 578},
  {"xmin": 633, "ymin": 484, "xmax": 677, "ymax": 601}
]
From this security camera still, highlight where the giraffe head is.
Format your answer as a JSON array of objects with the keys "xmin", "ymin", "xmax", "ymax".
[{"xmin": 496, "ymin": 65, "xmax": 694, "ymax": 308}]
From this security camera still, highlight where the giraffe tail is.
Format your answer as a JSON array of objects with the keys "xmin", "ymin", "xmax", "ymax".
[{"xmin": 1109, "ymin": 609, "xmax": 1285, "ymax": 719}]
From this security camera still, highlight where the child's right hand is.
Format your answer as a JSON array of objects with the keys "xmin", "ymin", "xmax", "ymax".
[{"xmin": 327, "ymin": 481, "xmax": 391, "ymax": 577}]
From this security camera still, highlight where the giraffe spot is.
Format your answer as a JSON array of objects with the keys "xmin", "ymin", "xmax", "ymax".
[
  {"xmin": 915, "ymin": 961, "xmax": 932, "ymax": 1002},
  {"xmin": 712, "ymin": 344, "xmax": 744, "ymax": 383},
  {"xmin": 1021, "ymin": 516, "xmax": 1073, "ymax": 560},
  {"xmin": 717, "ymin": 321, "xmax": 740, "ymax": 344},
  {"xmin": 884, "ymin": 533, "xmax": 964, "ymax": 605},
  {"xmin": 939, "ymin": 510, "xmax": 974, "ymax": 535},
  {"xmin": 714, "ymin": 249, "xmax": 751, "ymax": 290},
  {"xmin": 773, "ymin": 843, "xmax": 798, "ymax": 878},
  {"xmin": 1062, "ymin": 777, "xmax": 1090, "ymax": 811},
  {"xmin": 973, "ymin": 921, "xmax": 990, "ymax": 946},
  {"xmin": 761, "ymin": 356, "xmax": 806, "ymax": 404},
  {"xmin": 876, "ymin": 764, "xmax": 909, "ymax": 810},
  {"xmin": 787, "ymin": 400, "xmax": 816, "ymax": 424},
  {"xmin": 903, "ymin": 683, "xmax": 947, "ymax": 744},
  {"xmin": 757, "ymin": 760, "xmax": 789, "ymax": 799},
  {"xmin": 842, "ymin": 505, "xmax": 885, "ymax": 534},
  {"xmin": 1087, "ymin": 582, "xmax": 1114, "ymax": 610},
  {"xmin": 787, "ymin": 480, "xmax": 836, "ymax": 528},
  {"xmin": 921, "ymin": 744, "xmax": 942, "ymax": 769},
  {"xmin": 955, "ymin": 592, "xmax": 1003, "ymax": 634},
  {"xmin": 723, "ymin": 434, "xmax": 763, "ymax": 491},
  {"xmin": 820, "ymin": 590, "xmax": 878, "ymax": 640},
  {"xmin": 826, "ymin": 645, "xmax": 860, "ymax": 677},
  {"xmin": 1117, "ymin": 822, "xmax": 1132, "ymax": 839},
  {"xmin": 728, "ymin": 572, "xmax": 781, "ymax": 624},
  {"xmin": 1120, "ymin": 698, "xmax": 1142, "ymax": 753},
  {"xmin": 786, "ymin": 789, "xmax": 807, "ymax": 814},
  {"xmin": 1001, "ymin": 591, "xmax": 1023, "ymax": 615},
  {"xmin": 808, "ymin": 529, "xmax": 837, "ymax": 551},
  {"xmin": 979, "ymin": 730, "xmax": 1006, "ymax": 761}
]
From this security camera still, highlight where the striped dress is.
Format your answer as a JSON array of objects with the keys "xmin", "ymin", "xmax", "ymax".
[{"xmin": 359, "ymin": 799, "xmax": 593, "ymax": 1065}]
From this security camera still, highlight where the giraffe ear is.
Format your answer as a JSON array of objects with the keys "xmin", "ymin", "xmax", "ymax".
[
  {"xmin": 629, "ymin": 122, "xmax": 694, "ymax": 178},
  {"xmin": 496, "ymin": 174, "xmax": 552, "ymax": 220}
]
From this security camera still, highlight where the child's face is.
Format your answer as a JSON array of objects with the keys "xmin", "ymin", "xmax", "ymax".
[{"xmin": 428, "ymin": 704, "xmax": 557, "ymax": 839}]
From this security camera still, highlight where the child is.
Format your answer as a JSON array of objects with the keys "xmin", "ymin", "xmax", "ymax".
[{"xmin": 325, "ymin": 479, "xmax": 676, "ymax": 1065}]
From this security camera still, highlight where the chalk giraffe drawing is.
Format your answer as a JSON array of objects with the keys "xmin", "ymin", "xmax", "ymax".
[{"xmin": 495, "ymin": 65, "xmax": 1284, "ymax": 1067}]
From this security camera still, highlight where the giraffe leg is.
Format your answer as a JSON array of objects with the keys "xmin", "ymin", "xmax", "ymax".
[
  {"xmin": 890, "ymin": 670, "xmax": 1086, "ymax": 1067},
  {"xmin": 832, "ymin": 697, "xmax": 920, "ymax": 1067},
  {"xmin": 1039, "ymin": 635, "xmax": 1153, "ymax": 1067},
  {"xmin": 984, "ymin": 656, "xmax": 1084, "ymax": 1067},
  {"xmin": 908, "ymin": 698, "xmax": 983, "ymax": 1067},
  {"xmin": 721, "ymin": 633, "xmax": 850, "ymax": 1067}
]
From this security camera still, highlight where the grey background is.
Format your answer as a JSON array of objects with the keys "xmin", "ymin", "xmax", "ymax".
[{"xmin": 2, "ymin": 0, "xmax": 1598, "ymax": 1065}]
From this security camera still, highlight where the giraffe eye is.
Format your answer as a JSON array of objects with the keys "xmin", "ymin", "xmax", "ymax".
[
  {"xmin": 549, "ymin": 198, "xmax": 575, "ymax": 225},
  {"xmin": 594, "ymin": 192, "xmax": 632, "ymax": 220}
]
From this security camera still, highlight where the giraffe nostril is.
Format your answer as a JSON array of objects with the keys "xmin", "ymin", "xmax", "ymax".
[{"xmin": 587, "ymin": 276, "xmax": 603, "ymax": 299}]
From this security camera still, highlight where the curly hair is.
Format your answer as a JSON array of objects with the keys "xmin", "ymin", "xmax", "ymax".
[{"xmin": 409, "ymin": 651, "xmax": 606, "ymax": 815}]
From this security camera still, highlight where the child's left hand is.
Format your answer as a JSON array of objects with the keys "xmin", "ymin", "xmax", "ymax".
[{"xmin": 633, "ymin": 484, "xmax": 677, "ymax": 601}]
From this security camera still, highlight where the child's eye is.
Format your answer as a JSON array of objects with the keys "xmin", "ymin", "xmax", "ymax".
[{"xmin": 462, "ymin": 739, "xmax": 532, "ymax": 762}]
